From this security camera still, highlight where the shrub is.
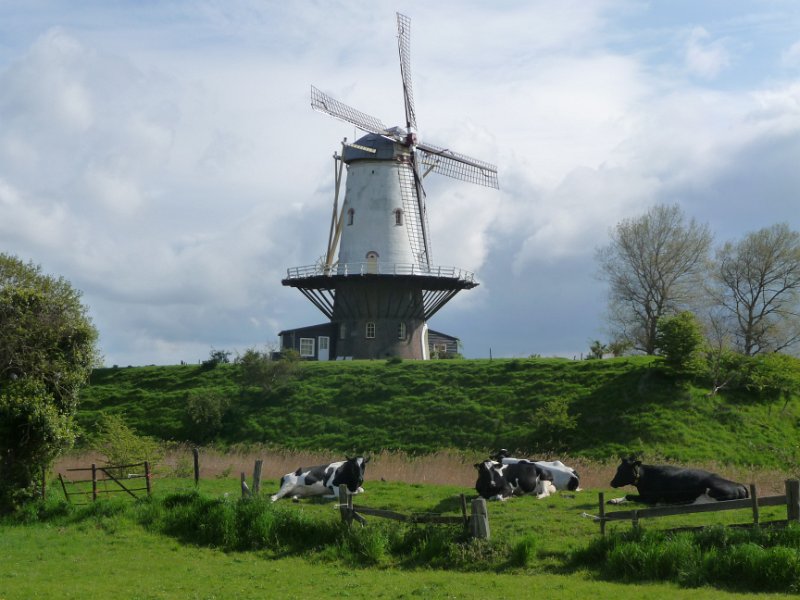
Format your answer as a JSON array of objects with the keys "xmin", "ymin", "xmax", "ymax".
[
  {"xmin": 91, "ymin": 413, "xmax": 163, "ymax": 475},
  {"xmin": 655, "ymin": 311, "xmax": 706, "ymax": 376}
]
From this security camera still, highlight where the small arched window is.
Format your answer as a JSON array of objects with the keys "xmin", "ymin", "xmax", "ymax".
[
  {"xmin": 347, "ymin": 208, "xmax": 355, "ymax": 226},
  {"xmin": 366, "ymin": 322, "xmax": 376, "ymax": 339},
  {"xmin": 394, "ymin": 209, "xmax": 403, "ymax": 226},
  {"xmin": 398, "ymin": 322, "xmax": 406, "ymax": 340},
  {"xmin": 339, "ymin": 323, "xmax": 347, "ymax": 340}
]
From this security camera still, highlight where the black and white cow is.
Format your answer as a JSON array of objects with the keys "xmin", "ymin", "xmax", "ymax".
[
  {"xmin": 491, "ymin": 449, "xmax": 581, "ymax": 491},
  {"xmin": 270, "ymin": 456, "xmax": 369, "ymax": 502},
  {"xmin": 609, "ymin": 457, "xmax": 749, "ymax": 505},
  {"xmin": 474, "ymin": 460, "xmax": 556, "ymax": 501}
]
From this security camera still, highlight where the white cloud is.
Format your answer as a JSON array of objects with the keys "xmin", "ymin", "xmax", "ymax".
[
  {"xmin": 1, "ymin": 2, "xmax": 800, "ymax": 364},
  {"xmin": 782, "ymin": 40, "xmax": 800, "ymax": 68},
  {"xmin": 684, "ymin": 26, "xmax": 730, "ymax": 79}
]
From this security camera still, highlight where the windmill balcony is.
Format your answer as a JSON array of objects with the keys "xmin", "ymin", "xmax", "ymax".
[{"xmin": 284, "ymin": 262, "xmax": 476, "ymax": 284}]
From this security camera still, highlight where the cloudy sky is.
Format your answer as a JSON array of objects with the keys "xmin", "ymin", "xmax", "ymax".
[{"xmin": 1, "ymin": 1, "xmax": 799, "ymax": 366}]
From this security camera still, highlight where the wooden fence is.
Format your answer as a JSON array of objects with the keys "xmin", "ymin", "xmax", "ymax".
[
  {"xmin": 591, "ymin": 479, "xmax": 800, "ymax": 535},
  {"xmin": 336, "ymin": 484, "xmax": 492, "ymax": 539},
  {"xmin": 58, "ymin": 462, "xmax": 151, "ymax": 505}
]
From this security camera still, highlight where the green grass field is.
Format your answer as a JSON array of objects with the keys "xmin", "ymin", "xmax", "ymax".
[
  {"xmin": 2, "ymin": 475, "xmax": 796, "ymax": 599},
  {"xmin": 77, "ymin": 357, "xmax": 800, "ymax": 467},
  {"xmin": 9, "ymin": 356, "xmax": 800, "ymax": 597}
]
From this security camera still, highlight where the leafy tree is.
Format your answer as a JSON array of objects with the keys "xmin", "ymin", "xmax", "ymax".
[
  {"xmin": 236, "ymin": 347, "xmax": 299, "ymax": 393},
  {"xmin": 607, "ymin": 338, "xmax": 633, "ymax": 357},
  {"xmin": 587, "ymin": 340, "xmax": 608, "ymax": 359},
  {"xmin": 744, "ymin": 353, "xmax": 800, "ymax": 413},
  {"xmin": 655, "ymin": 311, "xmax": 706, "ymax": 375},
  {"xmin": 91, "ymin": 412, "xmax": 163, "ymax": 475},
  {"xmin": 184, "ymin": 390, "xmax": 231, "ymax": 442},
  {"xmin": 597, "ymin": 204, "xmax": 712, "ymax": 354},
  {"xmin": 712, "ymin": 223, "xmax": 800, "ymax": 356},
  {"xmin": 0, "ymin": 254, "xmax": 98, "ymax": 511}
]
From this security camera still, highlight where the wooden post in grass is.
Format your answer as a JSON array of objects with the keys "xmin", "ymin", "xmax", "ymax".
[
  {"xmin": 192, "ymin": 448, "xmax": 200, "ymax": 486},
  {"xmin": 749, "ymin": 484, "xmax": 759, "ymax": 526},
  {"xmin": 144, "ymin": 461, "xmax": 152, "ymax": 497},
  {"xmin": 786, "ymin": 480, "xmax": 800, "ymax": 522},
  {"xmin": 252, "ymin": 460, "xmax": 263, "ymax": 495},
  {"xmin": 598, "ymin": 492, "xmax": 606, "ymax": 536},
  {"xmin": 241, "ymin": 472, "xmax": 250, "ymax": 497},
  {"xmin": 91, "ymin": 463, "xmax": 97, "ymax": 502},
  {"xmin": 58, "ymin": 473, "xmax": 69, "ymax": 503},
  {"xmin": 470, "ymin": 498, "xmax": 490, "ymax": 540},
  {"xmin": 338, "ymin": 484, "xmax": 351, "ymax": 525}
]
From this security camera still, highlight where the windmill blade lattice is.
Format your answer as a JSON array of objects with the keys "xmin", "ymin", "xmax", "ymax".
[
  {"xmin": 417, "ymin": 142, "xmax": 499, "ymax": 189},
  {"xmin": 397, "ymin": 13, "xmax": 416, "ymax": 131},
  {"xmin": 311, "ymin": 85, "xmax": 389, "ymax": 135},
  {"xmin": 397, "ymin": 164, "xmax": 430, "ymax": 269}
]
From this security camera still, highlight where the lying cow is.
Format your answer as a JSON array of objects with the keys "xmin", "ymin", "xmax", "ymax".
[
  {"xmin": 491, "ymin": 449, "xmax": 581, "ymax": 491},
  {"xmin": 270, "ymin": 456, "xmax": 369, "ymax": 502},
  {"xmin": 474, "ymin": 460, "xmax": 556, "ymax": 501},
  {"xmin": 608, "ymin": 457, "xmax": 749, "ymax": 505}
]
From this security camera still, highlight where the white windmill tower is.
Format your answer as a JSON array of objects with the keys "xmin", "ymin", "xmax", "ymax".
[{"xmin": 282, "ymin": 13, "xmax": 498, "ymax": 360}]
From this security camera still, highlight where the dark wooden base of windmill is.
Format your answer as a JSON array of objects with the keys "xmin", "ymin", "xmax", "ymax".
[{"xmin": 281, "ymin": 273, "xmax": 476, "ymax": 360}]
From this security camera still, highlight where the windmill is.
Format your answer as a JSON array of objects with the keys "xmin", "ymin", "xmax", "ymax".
[{"xmin": 281, "ymin": 12, "xmax": 498, "ymax": 360}]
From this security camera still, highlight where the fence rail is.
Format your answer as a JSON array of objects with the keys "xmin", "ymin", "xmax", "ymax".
[
  {"xmin": 335, "ymin": 484, "xmax": 490, "ymax": 539},
  {"xmin": 591, "ymin": 479, "xmax": 800, "ymax": 534}
]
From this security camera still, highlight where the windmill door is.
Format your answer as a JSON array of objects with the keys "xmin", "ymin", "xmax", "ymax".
[{"xmin": 318, "ymin": 336, "xmax": 330, "ymax": 361}]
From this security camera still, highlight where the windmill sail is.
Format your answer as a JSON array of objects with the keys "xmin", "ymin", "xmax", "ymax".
[{"xmin": 397, "ymin": 163, "xmax": 430, "ymax": 269}]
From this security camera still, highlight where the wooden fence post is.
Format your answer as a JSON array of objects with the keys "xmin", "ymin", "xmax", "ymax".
[
  {"xmin": 144, "ymin": 461, "xmax": 152, "ymax": 497},
  {"xmin": 339, "ymin": 484, "xmax": 351, "ymax": 525},
  {"xmin": 599, "ymin": 492, "xmax": 606, "ymax": 536},
  {"xmin": 470, "ymin": 498, "xmax": 490, "ymax": 540},
  {"xmin": 192, "ymin": 448, "xmax": 200, "ymax": 486},
  {"xmin": 58, "ymin": 473, "xmax": 69, "ymax": 503},
  {"xmin": 241, "ymin": 472, "xmax": 249, "ymax": 497},
  {"xmin": 253, "ymin": 460, "xmax": 263, "ymax": 495},
  {"xmin": 786, "ymin": 479, "xmax": 800, "ymax": 522},
  {"xmin": 91, "ymin": 463, "xmax": 97, "ymax": 502},
  {"xmin": 749, "ymin": 484, "xmax": 759, "ymax": 526}
]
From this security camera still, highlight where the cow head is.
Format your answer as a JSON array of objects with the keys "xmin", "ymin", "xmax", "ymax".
[
  {"xmin": 474, "ymin": 460, "xmax": 508, "ymax": 499},
  {"xmin": 341, "ymin": 456, "xmax": 369, "ymax": 492},
  {"xmin": 610, "ymin": 457, "xmax": 642, "ymax": 488},
  {"xmin": 490, "ymin": 448, "xmax": 511, "ymax": 461}
]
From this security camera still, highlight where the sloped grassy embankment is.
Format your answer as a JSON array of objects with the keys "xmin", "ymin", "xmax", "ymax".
[{"xmin": 77, "ymin": 356, "xmax": 800, "ymax": 467}]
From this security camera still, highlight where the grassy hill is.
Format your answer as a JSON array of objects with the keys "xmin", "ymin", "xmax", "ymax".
[{"xmin": 76, "ymin": 356, "xmax": 800, "ymax": 467}]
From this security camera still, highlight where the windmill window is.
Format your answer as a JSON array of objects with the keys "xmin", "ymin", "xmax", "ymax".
[
  {"xmin": 299, "ymin": 338, "xmax": 315, "ymax": 357},
  {"xmin": 398, "ymin": 322, "xmax": 406, "ymax": 340},
  {"xmin": 339, "ymin": 323, "xmax": 347, "ymax": 340},
  {"xmin": 347, "ymin": 208, "xmax": 355, "ymax": 226},
  {"xmin": 394, "ymin": 209, "xmax": 403, "ymax": 226},
  {"xmin": 365, "ymin": 322, "xmax": 376, "ymax": 339}
]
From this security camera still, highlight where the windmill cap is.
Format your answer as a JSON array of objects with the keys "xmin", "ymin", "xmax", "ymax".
[{"xmin": 342, "ymin": 133, "xmax": 406, "ymax": 163}]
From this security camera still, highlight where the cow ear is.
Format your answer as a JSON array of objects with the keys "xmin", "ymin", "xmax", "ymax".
[
  {"xmin": 473, "ymin": 463, "xmax": 480, "ymax": 470},
  {"xmin": 634, "ymin": 460, "xmax": 642, "ymax": 467},
  {"xmin": 364, "ymin": 456, "xmax": 371, "ymax": 464},
  {"xmin": 346, "ymin": 455, "xmax": 353, "ymax": 462}
]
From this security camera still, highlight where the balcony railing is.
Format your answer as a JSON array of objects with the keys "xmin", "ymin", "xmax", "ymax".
[{"xmin": 284, "ymin": 262, "xmax": 476, "ymax": 284}]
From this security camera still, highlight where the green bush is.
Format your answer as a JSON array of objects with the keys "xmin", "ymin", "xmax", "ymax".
[{"xmin": 91, "ymin": 413, "xmax": 163, "ymax": 475}]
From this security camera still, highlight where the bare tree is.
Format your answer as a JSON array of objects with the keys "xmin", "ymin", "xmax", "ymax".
[
  {"xmin": 712, "ymin": 223, "xmax": 800, "ymax": 355},
  {"xmin": 597, "ymin": 204, "xmax": 712, "ymax": 354}
]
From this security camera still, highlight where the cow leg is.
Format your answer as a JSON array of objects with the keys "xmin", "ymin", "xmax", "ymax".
[{"xmin": 270, "ymin": 485, "xmax": 292, "ymax": 502}]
